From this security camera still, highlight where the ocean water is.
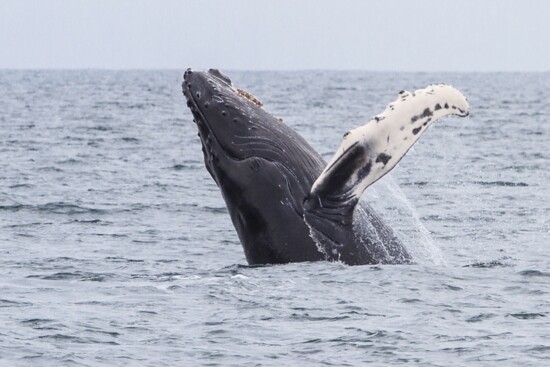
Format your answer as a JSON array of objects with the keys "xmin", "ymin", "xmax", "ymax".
[{"xmin": 0, "ymin": 70, "xmax": 549, "ymax": 366}]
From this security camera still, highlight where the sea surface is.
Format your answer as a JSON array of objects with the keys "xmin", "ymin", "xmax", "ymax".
[{"xmin": 0, "ymin": 70, "xmax": 549, "ymax": 366}]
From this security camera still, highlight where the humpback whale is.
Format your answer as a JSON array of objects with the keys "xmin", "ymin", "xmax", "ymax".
[{"xmin": 182, "ymin": 69, "xmax": 469, "ymax": 265}]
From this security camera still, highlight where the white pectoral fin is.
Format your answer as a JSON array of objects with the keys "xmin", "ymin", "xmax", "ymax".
[{"xmin": 309, "ymin": 84, "xmax": 470, "ymax": 204}]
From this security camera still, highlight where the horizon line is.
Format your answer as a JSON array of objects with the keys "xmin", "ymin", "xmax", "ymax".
[{"xmin": 1, "ymin": 67, "xmax": 549, "ymax": 73}]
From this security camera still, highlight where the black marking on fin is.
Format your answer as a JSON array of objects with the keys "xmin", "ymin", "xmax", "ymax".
[
  {"xmin": 323, "ymin": 142, "xmax": 360, "ymax": 176},
  {"xmin": 434, "ymin": 103, "xmax": 442, "ymax": 111},
  {"xmin": 421, "ymin": 108, "xmax": 433, "ymax": 118},
  {"xmin": 412, "ymin": 126, "xmax": 422, "ymax": 135},
  {"xmin": 356, "ymin": 160, "xmax": 373, "ymax": 181},
  {"xmin": 412, "ymin": 108, "xmax": 433, "ymax": 124},
  {"xmin": 376, "ymin": 153, "xmax": 392, "ymax": 166}
]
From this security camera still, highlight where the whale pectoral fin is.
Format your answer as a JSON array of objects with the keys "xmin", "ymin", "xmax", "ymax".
[
  {"xmin": 308, "ymin": 84, "xmax": 470, "ymax": 209},
  {"xmin": 303, "ymin": 84, "xmax": 470, "ymax": 263}
]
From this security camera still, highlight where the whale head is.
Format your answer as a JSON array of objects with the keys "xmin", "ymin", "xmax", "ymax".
[
  {"xmin": 183, "ymin": 69, "xmax": 261, "ymax": 166},
  {"xmin": 182, "ymin": 68, "xmax": 325, "ymax": 264}
]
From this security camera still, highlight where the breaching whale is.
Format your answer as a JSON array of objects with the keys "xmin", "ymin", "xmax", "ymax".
[{"xmin": 182, "ymin": 69, "xmax": 469, "ymax": 265}]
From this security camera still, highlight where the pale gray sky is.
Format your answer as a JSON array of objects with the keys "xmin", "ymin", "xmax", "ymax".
[{"xmin": 1, "ymin": 0, "xmax": 549, "ymax": 71}]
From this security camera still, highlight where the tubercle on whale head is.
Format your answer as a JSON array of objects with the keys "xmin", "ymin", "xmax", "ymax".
[
  {"xmin": 183, "ymin": 68, "xmax": 250, "ymax": 160},
  {"xmin": 182, "ymin": 68, "xmax": 262, "ymax": 110},
  {"xmin": 181, "ymin": 69, "xmax": 283, "ymax": 165}
]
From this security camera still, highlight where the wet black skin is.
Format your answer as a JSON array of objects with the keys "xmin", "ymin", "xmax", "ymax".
[
  {"xmin": 182, "ymin": 69, "xmax": 410, "ymax": 265},
  {"xmin": 183, "ymin": 69, "xmax": 325, "ymax": 263}
]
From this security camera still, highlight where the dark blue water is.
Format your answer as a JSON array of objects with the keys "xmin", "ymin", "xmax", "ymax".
[{"xmin": 1, "ymin": 70, "xmax": 549, "ymax": 366}]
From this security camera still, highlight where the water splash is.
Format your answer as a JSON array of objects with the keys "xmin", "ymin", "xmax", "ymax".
[{"xmin": 360, "ymin": 174, "xmax": 446, "ymax": 265}]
